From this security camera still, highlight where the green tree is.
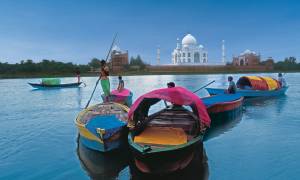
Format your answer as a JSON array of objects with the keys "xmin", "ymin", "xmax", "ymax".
[
  {"xmin": 129, "ymin": 55, "xmax": 146, "ymax": 70},
  {"xmin": 88, "ymin": 58, "xmax": 101, "ymax": 68},
  {"xmin": 284, "ymin": 57, "xmax": 297, "ymax": 64}
]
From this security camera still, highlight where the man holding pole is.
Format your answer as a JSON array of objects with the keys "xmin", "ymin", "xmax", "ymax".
[{"xmin": 100, "ymin": 60, "xmax": 110, "ymax": 102}]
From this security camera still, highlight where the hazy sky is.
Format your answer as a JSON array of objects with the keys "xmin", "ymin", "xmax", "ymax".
[{"xmin": 0, "ymin": 0, "xmax": 299, "ymax": 64}]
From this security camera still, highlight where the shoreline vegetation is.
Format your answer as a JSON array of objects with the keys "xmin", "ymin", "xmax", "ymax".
[{"xmin": 1, "ymin": 56, "xmax": 300, "ymax": 79}]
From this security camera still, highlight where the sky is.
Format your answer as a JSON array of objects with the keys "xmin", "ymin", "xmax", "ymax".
[{"xmin": 0, "ymin": 0, "xmax": 299, "ymax": 64}]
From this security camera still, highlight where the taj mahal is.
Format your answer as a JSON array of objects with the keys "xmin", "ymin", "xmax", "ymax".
[{"xmin": 172, "ymin": 34, "xmax": 208, "ymax": 65}]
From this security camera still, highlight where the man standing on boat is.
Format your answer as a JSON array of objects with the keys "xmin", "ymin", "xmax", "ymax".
[
  {"xmin": 100, "ymin": 60, "xmax": 110, "ymax": 102},
  {"xmin": 75, "ymin": 68, "xmax": 81, "ymax": 83},
  {"xmin": 278, "ymin": 73, "xmax": 287, "ymax": 88},
  {"xmin": 227, "ymin": 76, "xmax": 237, "ymax": 94}
]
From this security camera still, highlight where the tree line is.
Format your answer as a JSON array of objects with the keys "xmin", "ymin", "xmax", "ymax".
[
  {"xmin": 0, "ymin": 59, "xmax": 90, "ymax": 74},
  {"xmin": 0, "ymin": 55, "xmax": 148, "ymax": 75},
  {"xmin": 274, "ymin": 57, "xmax": 300, "ymax": 71}
]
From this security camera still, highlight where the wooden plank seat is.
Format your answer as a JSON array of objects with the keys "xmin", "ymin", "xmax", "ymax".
[{"xmin": 147, "ymin": 109, "xmax": 197, "ymax": 134}]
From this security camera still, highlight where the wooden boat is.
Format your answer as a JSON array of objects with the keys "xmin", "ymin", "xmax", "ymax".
[
  {"xmin": 127, "ymin": 87, "xmax": 210, "ymax": 174},
  {"xmin": 75, "ymin": 102, "xmax": 129, "ymax": 152},
  {"xmin": 28, "ymin": 82, "xmax": 82, "ymax": 89},
  {"xmin": 206, "ymin": 76, "xmax": 288, "ymax": 98},
  {"xmin": 202, "ymin": 94, "xmax": 243, "ymax": 126},
  {"xmin": 101, "ymin": 88, "xmax": 133, "ymax": 107}
]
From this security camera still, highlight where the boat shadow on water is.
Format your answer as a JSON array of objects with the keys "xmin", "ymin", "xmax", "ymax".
[
  {"xmin": 243, "ymin": 95, "xmax": 288, "ymax": 115},
  {"xmin": 204, "ymin": 110, "xmax": 243, "ymax": 141},
  {"xmin": 129, "ymin": 143, "xmax": 209, "ymax": 180},
  {"xmin": 76, "ymin": 135, "xmax": 130, "ymax": 179},
  {"xmin": 243, "ymin": 95, "xmax": 287, "ymax": 106},
  {"xmin": 76, "ymin": 135, "xmax": 209, "ymax": 180}
]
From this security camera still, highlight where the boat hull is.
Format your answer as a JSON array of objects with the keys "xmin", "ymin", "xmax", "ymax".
[
  {"xmin": 78, "ymin": 128, "xmax": 128, "ymax": 152},
  {"xmin": 207, "ymin": 97, "xmax": 243, "ymax": 126},
  {"xmin": 29, "ymin": 82, "xmax": 82, "ymax": 89},
  {"xmin": 128, "ymin": 133, "xmax": 204, "ymax": 174},
  {"xmin": 205, "ymin": 87, "xmax": 288, "ymax": 98}
]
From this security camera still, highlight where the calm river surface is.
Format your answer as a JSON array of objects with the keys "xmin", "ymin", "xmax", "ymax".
[{"xmin": 1, "ymin": 73, "xmax": 300, "ymax": 180}]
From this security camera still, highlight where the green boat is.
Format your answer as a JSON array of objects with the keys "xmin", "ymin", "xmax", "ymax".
[{"xmin": 127, "ymin": 87, "xmax": 210, "ymax": 174}]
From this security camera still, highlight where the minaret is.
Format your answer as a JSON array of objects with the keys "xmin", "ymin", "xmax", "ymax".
[
  {"xmin": 157, "ymin": 46, "xmax": 160, "ymax": 65},
  {"xmin": 176, "ymin": 38, "xmax": 180, "ymax": 49},
  {"xmin": 222, "ymin": 40, "xmax": 226, "ymax": 64}
]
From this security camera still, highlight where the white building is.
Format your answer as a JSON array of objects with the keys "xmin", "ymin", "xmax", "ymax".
[{"xmin": 172, "ymin": 34, "xmax": 208, "ymax": 65}]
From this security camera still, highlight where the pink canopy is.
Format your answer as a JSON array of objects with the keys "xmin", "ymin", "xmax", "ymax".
[{"xmin": 128, "ymin": 86, "xmax": 211, "ymax": 127}]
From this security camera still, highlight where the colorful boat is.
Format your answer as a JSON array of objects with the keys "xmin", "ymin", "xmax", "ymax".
[
  {"xmin": 28, "ymin": 82, "xmax": 82, "ymax": 89},
  {"xmin": 206, "ymin": 76, "xmax": 288, "ymax": 98},
  {"xmin": 127, "ymin": 87, "xmax": 210, "ymax": 174},
  {"xmin": 101, "ymin": 88, "xmax": 133, "ymax": 107},
  {"xmin": 202, "ymin": 94, "xmax": 243, "ymax": 127},
  {"xmin": 75, "ymin": 102, "xmax": 129, "ymax": 152}
]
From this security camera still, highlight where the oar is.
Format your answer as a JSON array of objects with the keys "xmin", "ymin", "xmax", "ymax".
[
  {"xmin": 84, "ymin": 33, "xmax": 118, "ymax": 109},
  {"xmin": 193, "ymin": 80, "xmax": 215, "ymax": 93}
]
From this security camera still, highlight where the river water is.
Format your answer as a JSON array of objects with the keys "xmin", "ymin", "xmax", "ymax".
[{"xmin": 0, "ymin": 73, "xmax": 299, "ymax": 180}]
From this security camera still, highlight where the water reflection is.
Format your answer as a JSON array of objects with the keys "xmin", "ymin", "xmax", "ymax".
[
  {"xmin": 76, "ymin": 88, "xmax": 83, "ymax": 108},
  {"xmin": 129, "ymin": 144, "xmax": 209, "ymax": 180},
  {"xmin": 244, "ymin": 96, "xmax": 288, "ymax": 115},
  {"xmin": 76, "ymin": 135, "xmax": 209, "ymax": 180},
  {"xmin": 76, "ymin": 135, "xmax": 129, "ymax": 179},
  {"xmin": 204, "ymin": 111, "xmax": 243, "ymax": 141}
]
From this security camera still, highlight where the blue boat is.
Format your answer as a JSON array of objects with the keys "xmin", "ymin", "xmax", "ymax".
[
  {"xmin": 206, "ymin": 76, "xmax": 288, "ymax": 98},
  {"xmin": 206, "ymin": 86, "xmax": 288, "ymax": 98},
  {"xmin": 75, "ymin": 102, "xmax": 129, "ymax": 152}
]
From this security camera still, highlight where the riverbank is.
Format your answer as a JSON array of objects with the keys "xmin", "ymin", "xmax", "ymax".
[{"xmin": 0, "ymin": 69, "xmax": 299, "ymax": 79}]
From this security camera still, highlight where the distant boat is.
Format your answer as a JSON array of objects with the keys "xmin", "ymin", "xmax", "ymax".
[
  {"xmin": 202, "ymin": 94, "xmax": 243, "ymax": 126},
  {"xmin": 206, "ymin": 76, "xmax": 288, "ymax": 98},
  {"xmin": 28, "ymin": 82, "xmax": 82, "ymax": 89},
  {"xmin": 101, "ymin": 88, "xmax": 133, "ymax": 107},
  {"xmin": 127, "ymin": 87, "xmax": 210, "ymax": 174},
  {"xmin": 75, "ymin": 102, "xmax": 129, "ymax": 152}
]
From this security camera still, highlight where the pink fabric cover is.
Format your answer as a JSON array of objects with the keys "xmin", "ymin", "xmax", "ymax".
[
  {"xmin": 111, "ymin": 88, "xmax": 131, "ymax": 97},
  {"xmin": 128, "ymin": 86, "xmax": 211, "ymax": 127}
]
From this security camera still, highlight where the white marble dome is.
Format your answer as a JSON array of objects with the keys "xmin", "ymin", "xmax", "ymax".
[
  {"xmin": 182, "ymin": 34, "xmax": 197, "ymax": 46},
  {"xmin": 172, "ymin": 33, "xmax": 208, "ymax": 64}
]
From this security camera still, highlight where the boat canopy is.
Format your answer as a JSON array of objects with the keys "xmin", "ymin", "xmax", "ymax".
[
  {"xmin": 237, "ymin": 76, "xmax": 280, "ymax": 91},
  {"xmin": 128, "ymin": 86, "xmax": 210, "ymax": 127},
  {"xmin": 41, "ymin": 78, "xmax": 61, "ymax": 85},
  {"xmin": 111, "ymin": 88, "xmax": 131, "ymax": 97}
]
